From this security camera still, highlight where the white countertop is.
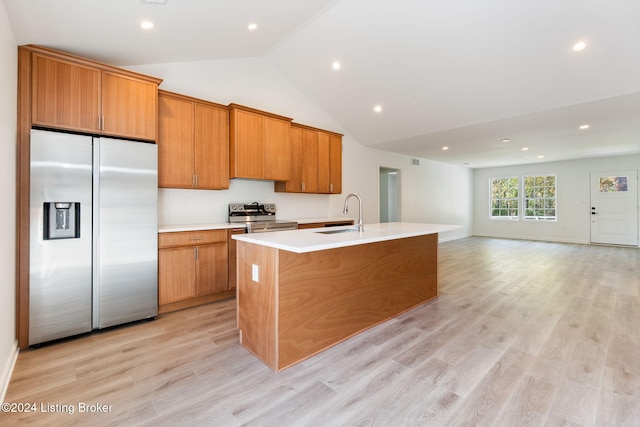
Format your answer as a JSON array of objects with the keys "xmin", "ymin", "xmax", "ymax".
[
  {"xmin": 232, "ymin": 222, "xmax": 461, "ymax": 253},
  {"xmin": 158, "ymin": 218, "xmax": 352, "ymax": 233},
  {"xmin": 158, "ymin": 223, "xmax": 245, "ymax": 233},
  {"xmin": 289, "ymin": 217, "xmax": 354, "ymax": 225}
]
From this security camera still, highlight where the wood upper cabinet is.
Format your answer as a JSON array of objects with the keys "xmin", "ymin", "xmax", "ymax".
[
  {"xmin": 229, "ymin": 104, "xmax": 292, "ymax": 181},
  {"xmin": 194, "ymin": 102, "xmax": 230, "ymax": 189},
  {"xmin": 328, "ymin": 133, "xmax": 343, "ymax": 194},
  {"xmin": 264, "ymin": 116, "xmax": 292, "ymax": 181},
  {"xmin": 31, "ymin": 53, "xmax": 100, "ymax": 133},
  {"xmin": 101, "ymin": 71, "xmax": 158, "ymax": 141},
  {"xmin": 158, "ymin": 90, "xmax": 229, "ymax": 189},
  {"xmin": 28, "ymin": 46, "xmax": 161, "ymax": 141},
  {"xmin": 275, "ymin": 123, "xmax": 342, "ymax": 194}
]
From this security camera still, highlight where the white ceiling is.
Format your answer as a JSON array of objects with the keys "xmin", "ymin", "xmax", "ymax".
[{"xmin": 4, "ymin": 0, "xmax": 640, "ymax": 168}]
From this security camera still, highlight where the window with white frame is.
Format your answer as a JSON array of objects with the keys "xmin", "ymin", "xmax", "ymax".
[
  {"xmin": 523, "ymin": 175, "xmax": 557, "ymax": 220},
  {"xmin": 490, "ymin": 177, "xmax": 519, "ymax": 219},
  {"xmin": 490, "ymin": 174, "xmax": 557, "ymax": 221}
]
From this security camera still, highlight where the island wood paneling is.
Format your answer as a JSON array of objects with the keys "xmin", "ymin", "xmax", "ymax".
[
  {"xmin": 236, "ymin": 241, "xmax": 279, "ymax": 369},
  {"xmin": 277, "ymin": 234, "xmax": 437, "ymax": 370},
  {"xmin": 236, "ymin": 234, "xmax": 438, "ymax": 371}
]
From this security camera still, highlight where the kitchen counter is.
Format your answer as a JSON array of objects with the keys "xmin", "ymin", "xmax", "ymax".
[
  {"xmin": 290, "ymin": 217, "xmax": 353, "ymax": 225},
  {"xmin": 232, "ymin": 222, "xmax": 460, "ymax": 253},
  {"xmin": 235, "ymin": 221, "xmax": 458, "ymax": 371},
  {"xmin": 158, "ymin": 223, "xmax": 245, "ymax": 233},
  {"xmin": 158, "ymin": 217, "xmax": 355, "ymax": 233}
]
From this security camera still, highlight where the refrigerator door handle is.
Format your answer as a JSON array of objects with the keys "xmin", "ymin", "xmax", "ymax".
[{"xmin": 92, "ymin": 138, "xmax": 101, "ymax": 329}]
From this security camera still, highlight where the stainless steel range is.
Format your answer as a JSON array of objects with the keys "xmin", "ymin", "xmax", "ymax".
[{"xmin": 229, "ymin": 203, "xmax": 298, "ymax": 233}]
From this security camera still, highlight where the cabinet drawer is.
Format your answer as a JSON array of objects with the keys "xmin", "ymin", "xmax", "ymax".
[{"xmin": 159, "ymin": 230, "xmax": 227, "ymax": 248}]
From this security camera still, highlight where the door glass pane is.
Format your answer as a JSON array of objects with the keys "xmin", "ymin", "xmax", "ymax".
[{"xmin": 599, "ymin": 176, "xmax": 628, "ymax": 192}]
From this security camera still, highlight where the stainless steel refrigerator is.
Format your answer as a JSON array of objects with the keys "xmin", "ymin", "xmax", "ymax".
[{"xmin": 29, "ymin": 129, "xmax": 158, "ymax": 346}]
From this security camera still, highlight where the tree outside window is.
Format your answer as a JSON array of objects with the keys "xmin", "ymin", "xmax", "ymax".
[
  {"xmin": 524, "ymin": 175, "xmax": 556, "ymax": 221},
  {"xmin": 490, "ymin": 175, "xmax": 557, "ymax": 221},
  {"xmin": 490, "ymin": 177, "xmax": 519, "ymax": 219}
]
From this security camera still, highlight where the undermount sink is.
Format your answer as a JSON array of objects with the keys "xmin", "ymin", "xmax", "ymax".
[{"xmin": 315, "ymin": 228, "xmax": 361, "ymax": 234}]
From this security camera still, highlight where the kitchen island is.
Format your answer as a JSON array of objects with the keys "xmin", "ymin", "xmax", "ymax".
[{"xmin": 233, "ymin": 222, "xmax": 459, "ymax": 371}]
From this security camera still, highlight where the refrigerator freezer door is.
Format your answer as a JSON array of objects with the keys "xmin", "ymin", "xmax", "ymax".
[
  {"xmin": 94, "ymin": 138, "xmax": 158, "ymax": 328},
  {"xmin": 29, "ymin": 130, "xmax": 93, "ymax": 345}
]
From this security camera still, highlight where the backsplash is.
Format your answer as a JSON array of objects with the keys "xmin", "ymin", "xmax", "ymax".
[{"xmin": 158, "ymin": 180, "xmax": 341, "ymax": 225}]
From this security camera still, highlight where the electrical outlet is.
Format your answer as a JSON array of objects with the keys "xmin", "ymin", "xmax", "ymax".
[{"xmin": 252, "ymin": 264, "xmax": 259, "ymax": 282}]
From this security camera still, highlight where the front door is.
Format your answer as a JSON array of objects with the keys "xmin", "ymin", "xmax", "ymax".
[{"xmin": 590, "ymin": 170, "xmax": 638, "ymax": 246}]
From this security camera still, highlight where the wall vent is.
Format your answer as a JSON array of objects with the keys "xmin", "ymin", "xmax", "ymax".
[{"xmin": 411, "ymin": 158, "xmax": 420, "ymax": 166}]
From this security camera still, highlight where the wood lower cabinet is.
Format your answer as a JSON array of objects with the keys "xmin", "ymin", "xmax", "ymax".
[
  {"xmin": 275, "ymin": 123, "xmax": 342, "ymax": 194},
  {"xmin": 158, "ymin": 90, "xmax": 229, "ymax": 189},
  {"xmin": 229, "ymin": 104, "xmax": 292, "ymax": 180},
  {"xmin": 158, "ymin": 230, "xmax": 233, "ymax": 313},
  {"xmin": 27, "ymin": 45, "xmax": 161, "ymax": 141}
]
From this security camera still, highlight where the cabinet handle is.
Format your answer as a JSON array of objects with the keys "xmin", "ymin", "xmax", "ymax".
[
  {"xmin": 330, "ymin": 183, "xmax": 333, "ymax": 193},
  {"xmin": 192, "ymin": 174, "xmax": 196, "ymax": 187},
  {"xmin": 194, "ymin": 246, "xmax": 198, "ymax": 261},
  {"xmin": 189, "ymin": 237, "xmax": 202, "ymax": 241},
  {"xmin": 301, "ymin": 182, "xmax": 305, "ymax": 191},
  {"xmin": 195, "ymin": 174, "xmax": 198, "ymax": 187}
]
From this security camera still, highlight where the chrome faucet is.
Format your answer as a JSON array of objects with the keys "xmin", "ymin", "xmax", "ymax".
[{"xmin": 343, "ymin": 193, "xmax": 364, "ymax": 231}]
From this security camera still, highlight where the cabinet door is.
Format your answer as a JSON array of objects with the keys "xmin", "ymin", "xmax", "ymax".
[
  {"xmin": 196, "ymin": 243, "xmax": 229, "ymax": 296},
  {"xmin": 158, "ymin": 94, "xmax": 195, "ymax": 188},
  {"xmin": 31, "ymin": 53, "xmax": 100, "ymax": 133},
  {"xmin": 264, "ymin": 117, "xmax": 291, "ymax": 181},
  {"xmin": 101, "ymin": 71, "xmax": 158, "ymax": 141},
  {"xmin": 230, "ymin": 109, "xmax": 264, "ymax": 179},
  {"xmin": 283, "ymin": 125, "xmax": 304, "ymax": 192},
  {"xmin": 194, "ymin": 103, "xmax": 229, "ymax": 189},
  {"xmin": 317, "ymin": 131, "xmax": 331, "ymax": 194},
  {"xmin": 159, "ymin": 247, "xmax": 196, "ymax": 305},
  {"xmin": 329, "ymin": 134, "xmax": 342, "ymax": 194},
  {"xmin": 301, "ymin": 129, "xmax": 319, "ymax": 193}
]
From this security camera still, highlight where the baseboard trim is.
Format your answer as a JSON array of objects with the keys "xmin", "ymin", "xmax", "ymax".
[
  {"xmin": 472, "ymin": 233, "xmax": 589, "ymax": 245},
  {"xmin": 439, "ymin": 233, "xmax": 472, "ymax": 243},
  {"xmin": 0, "ymin": 340, "xmax": 19, "ymax": 403}
]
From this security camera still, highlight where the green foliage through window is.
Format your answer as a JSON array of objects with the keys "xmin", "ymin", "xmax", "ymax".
[
  {"xmin": 490, "ymin": 177, "xmax": 519, "ymax": 219},
  {"xmin": 524, "ymin": 175, "xmax": 556, "ymax": 220},
  {"xmin": 490, "ymin": 175, "xmax": 557, "ymax": 221}
]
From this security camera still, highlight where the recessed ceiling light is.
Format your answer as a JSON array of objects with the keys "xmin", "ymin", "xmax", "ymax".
[
  {"xmin": 140, "ymin": 20, "xmax": 154, "ymax": 30},
  {"xmin": 374, "ymin": 105, "xmax": 382, "ymax": 113},
  {"xmin": 572, "ymin": 41, "xmax": 587, "ymax": 52},
  {"xmin": 332, "ymin": 61, "xmax": 341, "ymax": 70},
  {"xmin": 521, "ymin": 147, "xmax": 529, "ymax": 151},
  {"xmin": 579, "ymin": 124, "xmax": 590, "ymax": 130},
  {"xmin": 442, "ymin": 146, "xmax": 449, "ymax": 150},
  {"xmin": 501, "ymin": 138, "xmax": 511, "ymax": 143},
  {"xmin": 248, "ymin": 23, "xmax": 258, "ymax": 31},
  {"xmin": 538, "ymin": 155, "xmax": 545, "ymax": 159}
]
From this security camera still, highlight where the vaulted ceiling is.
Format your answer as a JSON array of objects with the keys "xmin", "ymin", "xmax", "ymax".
[{"xmin": 4, "ymin": 0, "xmax": 639, "ymax": 168}]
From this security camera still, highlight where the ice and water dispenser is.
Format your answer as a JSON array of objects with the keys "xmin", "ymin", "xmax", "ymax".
[{"xmin": 43, "ymin": 202, "xmax": 81, "ymax": 239}]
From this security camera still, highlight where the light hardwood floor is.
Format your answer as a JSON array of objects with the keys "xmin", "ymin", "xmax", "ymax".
[{"xmin": 4, "ymin": 237, "xmax": 639, "ymax": 426}]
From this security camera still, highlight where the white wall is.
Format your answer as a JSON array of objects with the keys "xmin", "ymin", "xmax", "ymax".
[
  {"xmin": 0, "ymin": 0, "xmax": 17, "ymax": 403},
  {"xmin": 473, "ymin": 155, "xmax": 640, "ymax": 244},
  {"xmin": 128, "ymin": 59, "xmax": 473, "ymax": 241}
]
